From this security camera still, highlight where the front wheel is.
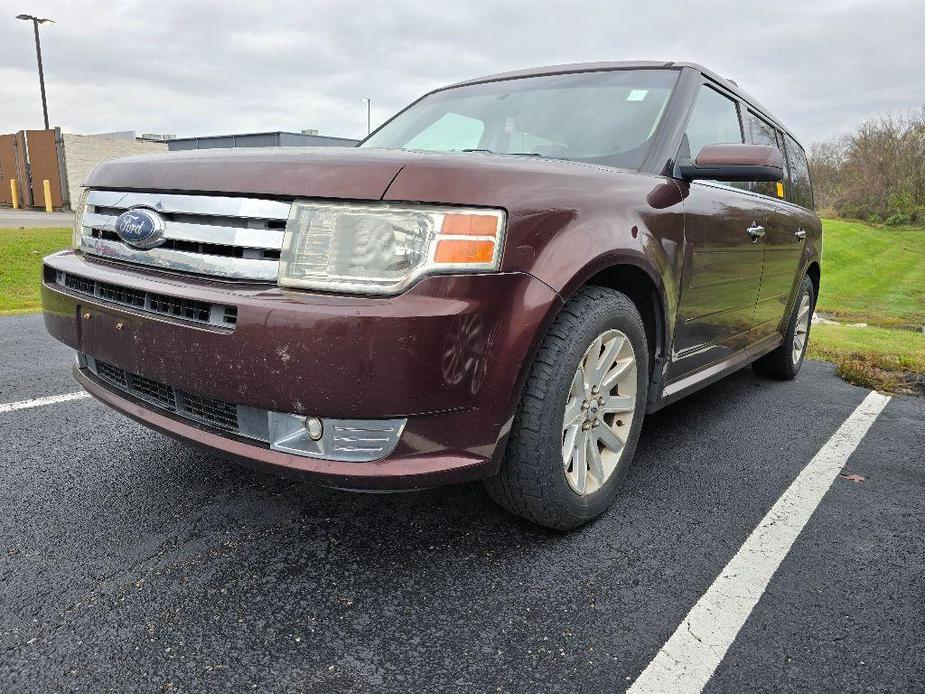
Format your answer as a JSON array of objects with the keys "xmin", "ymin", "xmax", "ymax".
[
  {"xmin": 752, "ymin": 275, "xmax": 815, "ymax": 380},
  {"xmin": 484, "ymin": 286, "xmax": 649, "ymax": 530}
]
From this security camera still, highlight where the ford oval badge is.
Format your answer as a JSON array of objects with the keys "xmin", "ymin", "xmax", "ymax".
[{"xmin": 114, "ymin": 208, "xmax": 166, "ymax": 249}]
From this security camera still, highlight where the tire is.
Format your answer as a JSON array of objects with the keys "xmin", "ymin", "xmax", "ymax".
[
  {"xmin": 752, "ymin": 275, "xmax": 815, "ymax": 380},
  {"xmin": 484, "ymin": 286, "xmax": 650, "ymax": 530}
]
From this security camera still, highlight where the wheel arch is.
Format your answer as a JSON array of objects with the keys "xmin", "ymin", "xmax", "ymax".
[
  {"xmin": 806, "ymin": 260, "xmax": 821, "ymax": 305},
  {"xmin": 558, "ymin": 258, "xmax": 672, "ymax": 411}
]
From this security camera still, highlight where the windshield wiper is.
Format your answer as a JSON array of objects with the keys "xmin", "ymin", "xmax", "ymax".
[{"xmin": 458, "ymin": 149, "xmax": 560, "ymax": 159}]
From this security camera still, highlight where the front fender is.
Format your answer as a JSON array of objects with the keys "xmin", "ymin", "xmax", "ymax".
[{"xmin": 506, "ymin": 178, "xmax": 685, "ymax": 358}]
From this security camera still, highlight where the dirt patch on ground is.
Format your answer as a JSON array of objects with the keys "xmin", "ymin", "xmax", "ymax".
[{"xmin": 834, "ymin": 355, "xmax": 925, "ymax": 398}]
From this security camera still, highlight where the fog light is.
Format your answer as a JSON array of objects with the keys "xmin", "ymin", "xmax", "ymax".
[
  {"xmin": 267, "ymin": 411, "xmax": 406, "ymax": 462},
  {"xmin": 303, "ymin": 416, "xmax": 323, "ymax": 441}
]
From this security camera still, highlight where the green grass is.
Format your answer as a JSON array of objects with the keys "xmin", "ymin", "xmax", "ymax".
[
  {"xmin": 0, "ymin": 227, "xmax": 71, "ymax": 314},
  {"xmin": 808, "ymin": 323, "xmax": 925, "ymax": 395},
  {"xmin": 811, "ymin": 218, "xmax": 925, "ymax": 394},
  {"xmin": 809, "ymin": 323, "xmax": 925, "ymax": 369},
  {"xmin": 817, "ymin": 218, "xmax": 925, "ymax": 329}
]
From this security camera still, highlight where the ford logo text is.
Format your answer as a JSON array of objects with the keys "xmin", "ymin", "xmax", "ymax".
[{"xmin": 114, "ymin": 208, "xmax": 166, "ymax": 249}]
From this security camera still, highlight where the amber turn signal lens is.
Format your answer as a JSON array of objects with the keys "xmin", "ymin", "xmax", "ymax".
[
  {"xmin": 433, "ymin": 239, "xmax": 496, "ymax": 264},
  {"xmin": 441, "ymin": 214, "xmax": 498, "ymax": 237}
]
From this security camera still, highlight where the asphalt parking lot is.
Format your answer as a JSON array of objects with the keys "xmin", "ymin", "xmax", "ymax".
[{"xmin": 1, "ymin": 313, "xmax": 923, "ymax": 693}]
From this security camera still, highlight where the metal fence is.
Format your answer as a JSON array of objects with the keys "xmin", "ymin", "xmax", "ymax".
[{"xmin": 0, "ymin": 128, "xmax": 67, "ymax": 210}]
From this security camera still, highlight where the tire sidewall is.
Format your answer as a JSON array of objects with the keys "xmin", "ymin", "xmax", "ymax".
[
  {"xmin": 787, "ymin": 276, "xmax": 816, "ymax": 375},
  {"xmin": 530, "ymin": 295, "xmax": 649, "ymax": 525}
]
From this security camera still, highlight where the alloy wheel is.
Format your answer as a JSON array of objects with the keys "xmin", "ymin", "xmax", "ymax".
[{"xmin": 561, "ymin": 329, "xmax": 637, "ymax": 495}]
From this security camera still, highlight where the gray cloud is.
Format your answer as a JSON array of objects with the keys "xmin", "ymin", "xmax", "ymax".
[{"xmin": 1, "ymin": 0, "xmax": 922, "ymax": 144}]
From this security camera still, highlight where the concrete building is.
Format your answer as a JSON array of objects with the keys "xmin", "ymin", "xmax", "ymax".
[
  {"xmin": 60, "ymin": 133, "xmax": 168, "ymax": 208},
  {"xmin": 2, "ymin": 128, "xmax": 359, "ymax": 210},
  {"xmin": 167, "ymin": 131, "xmax": 359, "ymax": 151},
  {"xmin": 62, "ymin": 130, "xmax": 358, "ymax": 208},
  {"xmin": 82, "ymin": 130, "xmax": 176, "ymax": 142}
]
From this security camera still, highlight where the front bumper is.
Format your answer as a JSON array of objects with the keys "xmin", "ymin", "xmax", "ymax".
[{"xmin": 42, "ymin": 251, "xmax": 561, "ymax": 488}]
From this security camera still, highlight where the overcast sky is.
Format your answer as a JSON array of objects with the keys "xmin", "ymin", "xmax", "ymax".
[{"xmin": 1, "ymin": 0, "xmax": 922, "ymax": 145}]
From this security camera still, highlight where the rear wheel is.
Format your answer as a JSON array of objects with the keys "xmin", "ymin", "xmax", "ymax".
[
  {"xmin": 752, "ymin": 276, "xmax": 815, "ymax": 380},
  {"xmin": 484, "ymin": 286, "xmax": 649, "ymax": 530}
]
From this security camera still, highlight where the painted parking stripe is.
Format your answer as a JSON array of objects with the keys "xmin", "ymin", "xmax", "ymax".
[
  {"xmin": 627, "ymin": 390, "xmax": 892, "ymax": 694},
  {"xmin": 0, "ymin": 391, "xmax": 91, "ymax": 414}
]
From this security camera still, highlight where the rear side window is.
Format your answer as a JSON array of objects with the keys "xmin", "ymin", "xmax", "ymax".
[
  {"xmin": 746, "ymin": 112, "xmax": 785, "ymax": 199},
  {"xmin": 684, "ymin": 85, "xmax": 743, "ymax": 159},
  {"xmin": 783, "ymin": 135, "xmax": 814, "ymax": 209}
]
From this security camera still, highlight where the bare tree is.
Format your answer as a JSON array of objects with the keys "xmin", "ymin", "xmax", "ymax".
[{"xmin": 809, "ymin": 108, "xmax": 925, "ymax": 224}]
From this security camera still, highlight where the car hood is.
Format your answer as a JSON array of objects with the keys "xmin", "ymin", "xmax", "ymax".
[
  {"xmin": 83, "ymin": 146, "xmax": 630, "ymax": 206},
  {"xmin": 83, "ymin": 146, "xmax": 414, "ymax": 201}
]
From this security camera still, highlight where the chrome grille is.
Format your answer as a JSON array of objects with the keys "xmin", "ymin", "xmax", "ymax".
[
  {"xmin": 78, "ymin": 190, "xmax": 291, "ymax": 281},
  {"xmin": 87, "ymin": 227, "xmax": 281, "ymax": 260},
  {"xmin": 56, "ymin": 271, "xmax": 237, "ymax": 328}
]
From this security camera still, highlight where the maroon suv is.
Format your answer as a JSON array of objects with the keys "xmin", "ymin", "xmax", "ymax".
[{"xmin": 42, "ymin": 61, "xmax": 820, "ymax": 529}]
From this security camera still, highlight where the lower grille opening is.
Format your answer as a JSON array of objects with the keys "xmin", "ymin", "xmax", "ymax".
[
  {"xmin": 148, "ymin": 294, "xmax": 210, "ymax": 323},
  {"xmin": 79, "ymin": 353, "xmax": 406, "ymax": 462},
  {"xmin": 178, "ymin": 392, "xmax": 239, "ymax": 431},
  {"xmin": 87, "ymin": 357, "xmax": 239, "ymax": 433},
  {"xmin": 95, "ymin": 360, "xmax": 128, "ymax": 388},
  {"xmin": 96, "ymin": 282, "xmax": 146, "ymax": 309},
  {"xmin": 57, "ymin": 271, "xmax": 237, "ymax": 328},
  {"xmin": 128, "ymin": 372, "xmax": 177, "ymax": 410}
]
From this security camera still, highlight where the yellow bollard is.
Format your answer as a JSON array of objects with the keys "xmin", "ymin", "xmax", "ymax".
[
  {"xmin": 10, "ymin": 178, "xmax": 19, "ymax": 209},
  {"xmin": 43, "ymin": 179, "xmax": 53, "ymax": 212}
]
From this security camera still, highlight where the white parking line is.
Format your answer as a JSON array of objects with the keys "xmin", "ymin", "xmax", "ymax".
[
  {"xmin": 627, "ymin": 390, "xmax": 892, "ymax": 694},
  {"xmin": 0, "ymin": 391, "xmax": 91, "ymax": 414}
]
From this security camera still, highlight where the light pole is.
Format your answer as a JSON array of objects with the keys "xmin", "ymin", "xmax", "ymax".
[
  {"xmin": 361, "ymin": 98, "xmax": 371, "ymax": 136},
  {"xmin": 16, "ymin": 13, "xmax": 55, "ymax": 130}
]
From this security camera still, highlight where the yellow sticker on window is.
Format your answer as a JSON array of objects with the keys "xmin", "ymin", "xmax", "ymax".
[{"xmin": 776, "ymin": 182, "xmax": 785, "ymax": 198}]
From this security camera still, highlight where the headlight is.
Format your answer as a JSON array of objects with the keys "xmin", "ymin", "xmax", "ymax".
[
  {"xmin": 72, "ymin": 188, "xmax": 89, "ymax": 248},
  {"xmin": 278, "ymin": 202, "xmax": 505, "ymax": 295}
]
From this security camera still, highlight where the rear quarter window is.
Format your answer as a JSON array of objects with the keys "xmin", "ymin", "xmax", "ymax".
[{"xmin": 783, "ymin": 134, "xmax": 814, "ymax": 210}]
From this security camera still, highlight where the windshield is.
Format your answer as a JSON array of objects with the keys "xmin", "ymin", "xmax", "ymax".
[{"xmin": 361, "ymin": 69, "xmax": 678, "ymax": 169}]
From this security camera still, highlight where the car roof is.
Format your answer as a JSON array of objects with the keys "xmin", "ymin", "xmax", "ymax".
[{"xmin": 444, "ymin": 60, "xmax": 803, "ymax": 150}]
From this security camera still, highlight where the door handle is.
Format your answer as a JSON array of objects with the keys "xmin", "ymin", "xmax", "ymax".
[
  {"xmin": 794, "ymin": 229, "xmax": 807, "ymax": 240},
  {"xmin": 746, "ymin": 223, "xmax": 765, "ymax": 241}
]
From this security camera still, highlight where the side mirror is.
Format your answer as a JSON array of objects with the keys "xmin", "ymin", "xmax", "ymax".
[{"xmin": 676, "ymin": 144, "xmax": 783, "ymax": 182}]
